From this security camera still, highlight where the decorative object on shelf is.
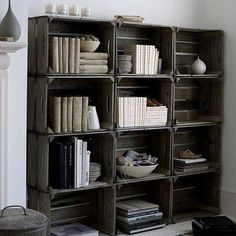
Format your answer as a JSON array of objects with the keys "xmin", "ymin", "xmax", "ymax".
[
  {"xmin": 69, "ymin": 5, "xmax": 81, "ymax": 18},
  {"xmin": 0, "ymin": 0, "xmax": 21, "ymax": 42},
  {"xmin": 114, "ymin": 15, "xmax": 144, "ymax": 23},
  {"xmin": 118, "ymin": 54, "xmax": 132, "ymax": 73},
  {"xmin": 179, "ymin": 149, "xmax": 202, "ymax": 159},
  {"xmin": 80, "ymin": 35, "xmax": 100, "ymax": 52},
  {"xmin": 89, "ymin": 162, "xmax": 101, "ymax": 182},
  {"xmin": 57, "ymin": 3, "xmax": 68, "ymax": 16},
  {"xmin": 81, "ymin": 6, "xmax": 92, "ymax": 18},
  {"xmin": 88, "ymin": 106, "xmax": 100, "ymax": 130},
  {"xmin": 45, "ymin": 2, "xmax": 56, "ymax": 15},
  {"xmin": 191, "ymin": 56, "xmax": 207, "ymax": 74}
]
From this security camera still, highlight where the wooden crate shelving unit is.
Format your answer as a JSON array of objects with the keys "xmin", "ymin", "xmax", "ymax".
[{"xmin": 27, "ymin": 16, "xmax": 223, "ymax": 235}]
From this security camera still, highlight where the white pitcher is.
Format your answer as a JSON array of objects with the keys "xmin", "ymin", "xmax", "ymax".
[{"xmin": 88, "ymin": 106, "xmax": 100, "ymax": 130}]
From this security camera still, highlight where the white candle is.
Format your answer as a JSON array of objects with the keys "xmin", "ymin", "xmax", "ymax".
[
  {"xmin": 82, "ymin": 6, "xmax": 92, "ymax": 18},
  {"xmin": 69, "ymin": 5, "xmax": 81, "ymax": 17},
  {"xmin": 57, "ymin": 3, "xmax": 68, "ymax": 15},
  {"xmin": 45, "ymin": 3, "xmax": 56, "ymax": 14}
]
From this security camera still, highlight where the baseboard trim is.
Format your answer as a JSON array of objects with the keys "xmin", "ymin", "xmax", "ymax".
[{"xmin": 221, "ymin": 190, "xmax": 236, "ymax": 221}]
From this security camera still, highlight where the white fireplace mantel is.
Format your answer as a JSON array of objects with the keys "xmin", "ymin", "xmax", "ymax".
[{"xmin": 0, "ymin": 41, "xmax": 27, "ymax": 209}]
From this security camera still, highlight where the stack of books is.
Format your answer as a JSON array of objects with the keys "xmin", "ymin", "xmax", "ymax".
[
  {"xmin": 174, "ymin": 157, "xmax": 210, "ymax": 173},
  {"xmin": 145, "ymin": 106, "xmax": 168, "ymax": 126},
  {"xmin": 124, "ymin": 44, "xmax": 160, "ymax": 74},
  {"xmin": 50, "ymin": 36, "xmax": 80, "ymax": 74},
  {"xmin": 49, "ymin": 138, "xmax": 91, "ymax": 189},
  {"xmin": 48, "ymin": 96, "xmax": 89, "ymax": 133},
  {"xmin": 116, "ymin": 199, "xmax": 165, "ymax": 234},
  {"xmin": 80, "ymin": 52, "xmax": 108, "ymax": 74}
]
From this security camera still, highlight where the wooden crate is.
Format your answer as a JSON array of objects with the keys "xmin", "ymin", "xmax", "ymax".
[
  {"xmin": 172, "ymin": 172, "xmax": 220, "ymax": 223},
  {"xmin": 28, "ymin": 186, "xmax": 116, "ymax": 236},
  {"xmin": 174, "ymin": 77, "xmax": 222, "ymax": 124},
  {"xmin": 116, "ymin": 22, "xmax": 174, "ymax": 75},
  {"xmin": 174, "ymin": 28, "xmax": 223, "ymax": 76},
  {"xmin": 172, "ymin": 125, "xmax": 221, "ymax": 175},
  {"xmin": 28, "ymin": 16, "xmax": 116, "ymax": 75},
  {"xmin": 27, "ymin": 76, "xmax": 114, "ymax": 134},
  {"xmin": 115, "ymin": 129, "xmax": 171, "ymax": 183}
]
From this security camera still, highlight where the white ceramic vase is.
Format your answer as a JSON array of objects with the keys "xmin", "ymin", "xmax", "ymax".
[
  {"xmin": 191, "ymin": 56, "xmax": 207, "ymax": 74},
  {"xmin": 88, "ymin": 106, "xmax": 100, "ymax": 130}
]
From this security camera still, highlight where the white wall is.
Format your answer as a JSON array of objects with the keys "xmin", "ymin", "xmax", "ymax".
[
  {"xmin": 0, "ymin": 0, "xmax": 28, "ymax": 207},
  {"xmin": 29, "ymin": 0, "xmax": 200, "ymax": 27},
  {"xmin": 197, "ymin": 0, "xmax": 236, "ymax": 220}
]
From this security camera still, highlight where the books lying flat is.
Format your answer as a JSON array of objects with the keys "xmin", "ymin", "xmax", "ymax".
[
  {"xmin": 51, "ymin": 223, "xmax": 99, "ymax": 236},
  {"xmin": 80, "ymin": 65, "xmax": 108, "ymax": 74},
  {"xmin": 80, "ymin": 59, "xmax": 107, "ymax": 65},
  {"xmin": 174, "ymin": 158, "xmax": 207, "ymax": 164},
  {"xmin": 116, "ymin": 199, "xmax": 159, "ymax": 216},
  {"xmin": 119, "ymin": 223, "xmax": 166, "ymax": 234},
  {"xmin": 80, "ymin": 52, "xmax": 108, "ymax": 60},
  {"xmin": 117, "ymin": 219, "xmax": 162, "ymax": 230},
  {"xmin": 117, "ymin": 212, "xmax": 163, "ymax": 224}
]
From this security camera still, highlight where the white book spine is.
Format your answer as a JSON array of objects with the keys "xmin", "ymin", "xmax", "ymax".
[
  {"xmin": 76, "ymin": 139, "xmax": 83, "ymax": 188},
  {"xmin": 69, "ymin": 37, "xmax": 75, "ymax": 73},
  {"xmin": 81, "ymin": 141, "xmax": 88, "ymax": 187},
  {"xmin": 52, "ymin": 37, "xmax": 59, "ymax": 73},
  {"xmin": 123, "ymin": 97, "xmax": 128, "ymax": 127},
  {"xmin": 142, "ymin": 97, "xmax": 147, "ymax": 126},
  {"xmin": 62, "ymin": 37, "xmax": 69, "ymax": 73},
  {"xmin": 85, "ymin": 150, "xmax": 91, "ymax": 186},
  {"xmin": 118, "ymin": 97, "xmax": 124, "ymax": 128},
  {"xmin": 58, "ymin": 37, "xmax": 63, "ymax": 73},
  {"xmin": 75, "ymin": 37, "xmax": 80, "ymax": 73}
]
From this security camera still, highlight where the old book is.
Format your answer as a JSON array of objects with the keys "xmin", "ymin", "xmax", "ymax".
[
  {"xmin": 72, "ymin": 97, "xmax": 82, "ymax": 132},
  {"xmin": 61, "ymin": 97, "xmax": 68, "ymax": 132},
  {"xmin": 80, "ymin": 59, "xmax": 108, "ymax": 65},
  {"xmin": 51, "ymin": 37, "xmax": 59, "ymax": 73},
  {"xmin": 62, "ymin": 37, "xmax": 69, "ymax": 73},
  {"xmin": 67, "ymin": 97, "xmax": 73, "ymax": 132},
  {"xmin": 69, "ymin": 37, "xmax": 75, "ymax": 73},
  {"xmin": 82, "ymin": 97, "xmax": 89, "ymax": 132},
  {"xmin": 58, "ymin": 37, "xmax": 63, "ymax": 73},
  {"xmin": 65, "ymin": 142, "xmax": 74, "ymax": 188},
  {"xmin": 124, "ymin": 45, "xmax": 138, "ymax": 74},
  {"xmin": 81, "ymin": 141, "xmax": 88, "ymax": 187},
  {"xmin": 80, "ymin": 52, "xmax": 108, "ymax": 60},
  {"xmin": 48, "ymin": 96, "xmax": 61, "ymax": 133},
  {"xmin": 49, "ymin": 142, "xmax": 68, "ymax": 189},
  {"xmin": 76, "ymin": 139, "xmax": 83, "ymax": 188},
  {"xmin": 80, "ymin": 65, "xmax": 108, "ymax": 74},
  {"xmin": 75, "ymin": 37, "xmax": 80, "ymax": 73}
]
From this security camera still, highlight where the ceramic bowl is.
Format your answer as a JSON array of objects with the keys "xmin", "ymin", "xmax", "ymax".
[
  {"xmin": 80, "ymin": 41, "xmax": 100, "ymax": 52},
  {"xmin": 116, "ymin": 164, "xmax": 158, "ymax": 178}
]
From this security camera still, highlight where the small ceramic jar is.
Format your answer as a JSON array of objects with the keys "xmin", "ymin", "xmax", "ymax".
[
  {"xmin": 45, "ymin": 3, "xmax": 56, "ymax": 15},
  {"xmin": 69, "ymin": 5, "xmax": 81, "ymax": 17},
  {"xmin": 57, "ymin": 3, "xmax": 68, "ymax": 15},
  {"xmin": 81, "ymin": 6, "xmax": 92, "ymax": 18}
]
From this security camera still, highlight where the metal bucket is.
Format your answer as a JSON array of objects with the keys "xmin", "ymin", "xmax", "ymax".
[{"xmin": 0, "ymin": 205, "xmax": 48, "ymax": 236}]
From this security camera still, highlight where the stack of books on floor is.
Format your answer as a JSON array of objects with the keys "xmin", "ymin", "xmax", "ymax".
[
  {"xmin": 48, "ymin": 96, "xmax": 89, "ymax": 133},
  {"xmin": 116, "ymin": 199, "xmax": 165, "ymax": 234},
  {"xmin": 174, "ymin": 157, "xmax": 210, "ymax": 173},
  {"xmin": 80, "ymin": 52, "xmax": 108, "ymax": 74}
]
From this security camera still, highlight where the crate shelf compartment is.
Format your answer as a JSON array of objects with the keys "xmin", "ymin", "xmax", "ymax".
[
  {"xmin": 27, "ymin": 132, "xmax": 114, "ymax": 193},
  {"xmin": 28, "ymin": 76, "xmax": 114, "ymax": 134},
  {"xmin": 116, "ymin": 23, "xmax": 174, "ymax": 75},
  {"xmin": 116, "ymin": 77, "xmax": 173, "ymax": 128},
  {"xmin": 28, "ymin": 16, "xmax": 115, "ymax": 75},
  {"xmin": 174, "ymin": 77, "xmax": 222, "ymax": 125},
  {"xmin": 172, "ymin": 173, "xmax": 220, "ymax": 223},
  {"xmin": 116, "ymin": 179, "xmax": 171, "ymax": 224},
  {"xmin": 28, "ymin": 186, "xmax": 115, "ymax": 235},
  {"xmin": 115, "ymin": 129, "xmax": 171, "ymax": 182},
  {"xmin": 172, "ymin": 125, "xmax": 220, "ymax": 175},
  {"xmin": 174, "ymin": 28, "xmax": 223, "ymax": 76}
]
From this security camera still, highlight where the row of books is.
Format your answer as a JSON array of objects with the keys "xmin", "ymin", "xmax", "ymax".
[
  {"xmin": 117, "ymin": 97, "xmax": 168, "ymax": 127},
  {"xmin": 174, "ymin": 157, "xmax": 210, "ymax": 173},
  {"xmin": 48, "ymin": 96, "xmax": 89, "ymax": 133},
  {"xmin": 50, "ymin": 36, "xmax": 109, "ymax": 74},
  {"xmin": 50, "ymin": 36, "xmax": 80, "ymax": 74},
  {"xmin": 116, "ymin": 199, "xmax": 165, "ymax": 234},
  {"xmin": 125, "ymin": 44, "xmax": 160, "ymax": 75},
  {"xmin": 49, "ymin": 138, "xmax": 90, "ymax": 189}
]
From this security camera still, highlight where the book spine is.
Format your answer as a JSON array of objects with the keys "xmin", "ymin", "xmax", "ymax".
[
  {"xmin": 66, "ymin": 142, "xmax": 74, "ymax": 188},
  {"xmin": 61, "ymin": 97, "xmax": 68, "ymax": 132},
  {"xmin": 62, "ymin": 37, "xmax": 69, "ymax": 73},
  {"xmin": 48, "ymin": 96, "xmax": 61, "ymax": 133},
  {"xmin": 85, "ymin": 151, "xmax": 91, "ymax": 186},
  {"xmin": 63, "ymin": 143, "xmax": 68, "ymax": 189},
  {"xmin": 82, "ymin": 97, "xmax": 89, "ymax": 132},
  {"xmin": 58, "ymin": 37, "xmax": 63, "ymax": 73},
  {"xmin": 81, "ymin": 141, "xmax": 88, "ymax": 187},
  {"xmin": 69, "ymin": 37, "xmax": 75, "ymax": 73},
  {"xmin": 75, "ymin": 37, "xmax": 80, "ymax": 73},
  {"xmin": 72, "ymin": 97, "xmax": 82, "ymax": 132},
  {"xmin": 67, "ymin": 97, "xmax": 73, "ymax": 132},
  {"xmin": 51, "ymin": 37, "xmax": 59, "ymax": 73},
  {"xmin": 76, "ymin": 139, "xmax": 83, "ymax": 188}
]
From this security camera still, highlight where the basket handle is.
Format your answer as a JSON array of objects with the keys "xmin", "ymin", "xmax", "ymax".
[{"xmin": 1, "ymin": 205, "xmax": 27, "ymax": 216}]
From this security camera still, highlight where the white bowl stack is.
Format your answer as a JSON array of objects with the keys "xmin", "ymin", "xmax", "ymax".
[
  {"xmin": 118, "ymin": 55, "xmax": 132, "ymax": 73},
  {"xmin": 89, "ymin": 162, "xmax": 101, "ymax": 182}
]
